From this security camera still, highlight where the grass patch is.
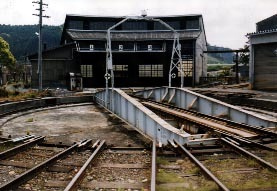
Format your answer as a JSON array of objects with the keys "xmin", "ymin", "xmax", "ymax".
[
  {"xmin": 218, "ymin": 169, "xmax": 277, "ymax": 190},
  {"xmin": 203, "ymin": 157, "xmax": 277, "ymax": 190},
  {"xmin": 26, "ymin": 118, "xmax": 34, "ymax": 123},
  {"xmin": 156, "ymin": 157, "xmax": 170, "ymax": 165},
  {"xmin": 0, "ymin": 88, "xmax": 52, "ymax": 102},
  {"xmin": 157, "ymin": 169, "xmax": 185, "ymax": 184},
  {"xmin": 156, "ymin": 173, "xmax": 218, "ymax": 191}
]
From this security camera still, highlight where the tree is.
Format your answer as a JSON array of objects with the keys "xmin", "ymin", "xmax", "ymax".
[
  {"xmin": 0, "ymin": 37, "xmax": 16, "ymax": 84},
  {"xmin": 0, "ymin": 37, "xmax": 16, "ymax": 69},
  {"xmin": 239, "ymin": 45, "xmax": 249, "ymax": 66}
]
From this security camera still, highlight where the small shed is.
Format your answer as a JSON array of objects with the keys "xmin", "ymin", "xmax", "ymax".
[{"xmin": 248, "ymin": 14, "xmax": 277, "ymax": 90}]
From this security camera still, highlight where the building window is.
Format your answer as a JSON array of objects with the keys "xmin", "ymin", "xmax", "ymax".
[
  {"xmin": 274, "ymin": 49, "xmax": 277, "ymax": 56},
  {"xmin": 81, "ymin": 65, "xmax": 93, "ymax": 78},
  {"xmin": 122, "ymin": 21, "xmax": 148, "ymax": 30},
  {"xmin": 178, "ymin": 58, "xmax": 193, "ymax": 77},
  {"xmin": 68, "ymin": 20, "xmax": 83, "ymax": 30},
  {"xmin": 186, "ymin": 19, "xmax": 199, "ymax": 29},
  {"xmin": 139, "ymin": 65, "xmax": 163, "ymax": 77},
  {"xmin": 119, "ymin": 45, "xmax": 124, "ymax": 51},
  {"xmin": 89, "ymin": 21, "xmax": 116, "ymax": 30},
  {"xmin": 113, "ymin": 65, "xmax": 128, "ymax": 77},
  {"xmin": 89, "ymin": 44, "xmax": 94, "ymax": 51}
]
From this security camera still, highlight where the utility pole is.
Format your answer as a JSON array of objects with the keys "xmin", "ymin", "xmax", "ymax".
[{"xmin": 32, "ymin": 0, "xmax": 49, "ymax": 91}]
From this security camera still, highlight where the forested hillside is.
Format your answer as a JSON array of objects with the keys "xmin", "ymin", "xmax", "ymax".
[
  {"xmin": 207, "ymin": 45, "xmax": 234, "ymax": 64},
  {"xmin": 0, "ymin": 25, "xmax": 62, "ymax": 60},
  {"xmin": 0, "ymin": 24, "xmax": 234, "ymax": 64}
]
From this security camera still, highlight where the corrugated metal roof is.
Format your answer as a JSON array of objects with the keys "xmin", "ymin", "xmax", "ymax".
[
  {"xmin": 247, "ymin": 28, "xmax": 277, "ymax": 37},
  {"xmin": 256, "ymin": 14, "xmax": 277, "ymax": 24},
  {"xmin": 65, "ymin": 14, "xmax": 202, "ymax": 19},
  {"xmin": 66, "ymin": 29, "xmax": 201, "ymax": 41}
]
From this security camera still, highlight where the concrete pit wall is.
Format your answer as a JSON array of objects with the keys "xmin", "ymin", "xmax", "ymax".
[{"xmin": 0, "ymin": 96, "xmax": 93, "ymax": 116}]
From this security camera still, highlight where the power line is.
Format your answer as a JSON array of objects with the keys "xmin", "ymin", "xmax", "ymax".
[{"xmin": 32, "ymin": 0, "xmax": 50, "ymax": 91}]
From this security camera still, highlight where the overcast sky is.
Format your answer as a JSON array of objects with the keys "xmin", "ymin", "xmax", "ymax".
[{"xmin": 0, "ymin": 0, "xmax": 276, "ymax": 49}]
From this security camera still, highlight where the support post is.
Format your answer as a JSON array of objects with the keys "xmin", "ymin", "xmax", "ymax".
[
  {"xmin": 38, "ymin": 4, "xmax": 42, "ymax": 91},
  {"xmin": 235, "ymin": 51, "xmax": 239, "ymax": 84},
  {"xmin": 32, "ymin": 0, "xmax": 49, "ymax": 91}
]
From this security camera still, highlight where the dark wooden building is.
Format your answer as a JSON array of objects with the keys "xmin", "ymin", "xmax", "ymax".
[
  {"xmin": 248, "ymin": 14, "xmax": 277, "ymax": 90},
  {"xmin": 29, "ymin": 14, "xmax": 207, "ymax": 88}
]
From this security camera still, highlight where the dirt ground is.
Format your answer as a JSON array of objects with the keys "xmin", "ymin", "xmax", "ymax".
[{"xmin": 0, "ymin": 104, "xmax": 150, "ymax": 147}]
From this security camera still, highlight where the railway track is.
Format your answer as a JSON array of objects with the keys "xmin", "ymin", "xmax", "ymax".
[
  {"xmin": 78, "ymin": 145, "xmax": 153, "ymax": 190},
  {"xmin": 0, "ymin": 137, "xmax": 156, "ymax": 191},
  {"xmin": 158, "ymin": 138, "xmax": 276, "ymax": 191},
  {"xmin": 0, "ymin": 138, "xmax": 104, "ymax": 190},
  {"xmin": 0, "ymin": 135, "xmax": 36, "ymax": 153},
  {"xmin": 126, "ymin": 95, "xmax": 277, "ymax": 190},
  {"xmin": 132, "ymin": 96, "xmax": 277, "ymax": 143},
  {"xmin": 156, "ymin": 146, "xmax": 219, "ymax": 190}
]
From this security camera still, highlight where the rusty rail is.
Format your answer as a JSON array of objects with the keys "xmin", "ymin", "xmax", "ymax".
[
  {"xmin": 143, "ymin": 101, "xmax": 257, "ymax": 138},
  {"xmin": 174, "ymin": 140, "xmax": 230, "ymax": 191},
  {"xmin": 139, "ymin": 98, "xmax": 277, "ymax": 138},
  {"xmin": 134, "ymin": 95, "xmax": 277, "ymax": 138},
  {"xmin": 221, "ymin": 138, "xmax": 277, "ymax": 172},
  {"xmin": 0, "ymin": 140, "xmax": 88, "ymax": 191},
  {"xmin": 64, "ymin": 140, "xmax": 106, "ymax": 191},
  {"xmin": 150, "ymin": 141, "xmax": 156, "ymax": 191},
  {"xmin": 0, "ymin": 136, "xmax": 45, "ymax": 160}
]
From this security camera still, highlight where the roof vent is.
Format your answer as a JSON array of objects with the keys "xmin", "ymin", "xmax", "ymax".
[{"xmin": 141, "ymin": 10, "xmax": 147, "ymax": 17}]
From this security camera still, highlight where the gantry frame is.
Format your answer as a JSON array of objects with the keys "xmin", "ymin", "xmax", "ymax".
[{"xmin": 105, "ymin": 16, "xmax": 183, "ymax": 106}]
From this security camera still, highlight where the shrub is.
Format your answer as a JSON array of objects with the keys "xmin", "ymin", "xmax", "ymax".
[{"xmin": 0, "ymin": 88, "xmax": 9, "ymax": 97}]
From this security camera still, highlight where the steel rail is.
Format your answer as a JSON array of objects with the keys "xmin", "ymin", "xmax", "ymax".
[
  {"xmin": 150, "ymin": 141, "xmax": 156, "ymax": 191},
  {"xmin": 133, "ymin": 95, "xmax": 277, "ymax": 137},
  {"xmin": 221, "ymin": 138, "xmax": 277, "ymax": 172},
  {"xmin": 64, "ymin": 140, "xmax": 106, "ymax": 191},
  {"xmin": 142, "ymin": 99, "xmax": 277, "ymax": 151},
  {"xmin": 226, "ymin": 135, "xmax": 277, "ymax": 152},
  {"xmin": 0, "ymin": 135, "xmax": 35, "ymax": 146},
  {"xmin": 0, "ymin": 136, "xmax": 45, "ymax": 160},
  {"xmin": 174, "ymin": 140, "xmax": 230, "ymax": 191},
  {"xmin": 143, "ymin": 101, "xmax": 257, "ymax": 138},
  {"xmin": 152, "ymin": 99, "xmax": 276, "ymax": 136},
  {"xmin": 0, "ymin": 141, "xmax": 83, "ymax": 191}
]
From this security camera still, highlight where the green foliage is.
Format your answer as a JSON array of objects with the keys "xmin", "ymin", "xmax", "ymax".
[
  {"xmin": 0, "ymin": 37, "xmax": 16, "ymax": 69},
  {"xmin": 0, "ymin": 25, "xmax": 62, "ymax": 60},
  {"xmin": 157, "ymin": 169, "xmax": 185, "ymax": 184},
  {"xmin": 208, "ymin": 65, "xmax": 232, "ymax": 72},
  {"xmin": 207, "ymin": 55, "xmax": 228, "ymax": 65},
  {"xmin": 239, "ymin": 45, "xmax": 250, "ymax": 66}
]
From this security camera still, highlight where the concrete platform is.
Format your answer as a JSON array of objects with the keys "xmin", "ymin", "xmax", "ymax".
[{"xmin": 0, "ymin": 104, "xmax": 149, "ymax": 147}]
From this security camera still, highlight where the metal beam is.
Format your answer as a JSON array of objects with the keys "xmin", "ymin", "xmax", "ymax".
[
  {"xmin": 134, "ymin": 87, "xmax": 277, "ymax": 128},
  {"xmin": 94, "ymin": 88, "xmax": 218, "ymax": 146},
  {"xmin": 204, "ymin": 49, "xmax": 249, "ymax": 53}
]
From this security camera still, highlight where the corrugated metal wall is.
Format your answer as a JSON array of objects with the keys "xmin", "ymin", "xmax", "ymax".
[{"xmin": 254, "ymin": 43, "xmax": 277, "ymax": 90}]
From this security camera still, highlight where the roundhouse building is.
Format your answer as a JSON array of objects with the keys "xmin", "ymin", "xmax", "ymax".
[{"xmin": 29, "ymin": 14, "xmax": 207, "ymax": 88}]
